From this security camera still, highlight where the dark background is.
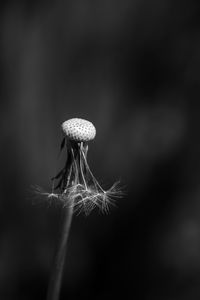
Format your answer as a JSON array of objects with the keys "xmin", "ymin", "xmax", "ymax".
[{"xmin": 1, "ymin": 0, "xmax": 200, "ymax": 299}]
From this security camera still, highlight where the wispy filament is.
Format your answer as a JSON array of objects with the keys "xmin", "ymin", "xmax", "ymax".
[{"xmin": 46, "ymin": 139, "xmax": 122, "ymax": 215}]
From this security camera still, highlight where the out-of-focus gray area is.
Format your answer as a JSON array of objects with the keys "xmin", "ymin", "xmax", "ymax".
[{"xmin": 1, "ymin": 0, "xmax": 200, "ymax": 299}]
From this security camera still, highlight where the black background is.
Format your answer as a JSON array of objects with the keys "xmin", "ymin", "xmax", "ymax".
[{"xmin": 1, "ymin": 0, "xmax": 200, "ymax": 299}]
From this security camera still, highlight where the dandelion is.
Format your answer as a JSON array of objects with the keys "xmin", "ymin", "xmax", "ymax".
[
  {"xmin": 45, "ymin": 118, "xmax": 121, "ymax": 300},
  {"xmin": 46, "ymin": 118, "xmax": 120, "ymax": 214}
]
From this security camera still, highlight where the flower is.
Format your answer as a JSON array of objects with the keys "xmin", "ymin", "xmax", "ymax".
[{"xmin": 39, "ymin": 118, "xmax": 121, "ymax": 214}]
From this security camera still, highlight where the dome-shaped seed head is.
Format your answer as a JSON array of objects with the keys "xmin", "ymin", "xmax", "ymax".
[{"xmin": 62, "ymin": 118, "xmax": 96, "ymax": 142}]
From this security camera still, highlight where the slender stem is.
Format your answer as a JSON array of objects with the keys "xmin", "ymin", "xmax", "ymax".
[{"xmin": 46, "ymin": 202, "xmax": 74, "ymax": 300}]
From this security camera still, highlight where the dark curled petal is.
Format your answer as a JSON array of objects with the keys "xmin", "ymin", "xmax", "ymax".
[
  {"xmin": 54, "ymin": 177, "xmax": 64, "ymax": 190},
  {"xmin": 60, "ymin": 137, "xmax": 66, "ymax": 151},
  {"xmin": 51, "ymin": 168, "xmax": 65, "ymax": 180},
  {"xmin": 52, "ymin": 143, "xmax": 74, "ymax": 191}
]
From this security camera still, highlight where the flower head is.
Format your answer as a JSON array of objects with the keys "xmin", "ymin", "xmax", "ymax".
[{"xmin": 40, "ymin": 118, "xmax": 121, "ymax": 214}]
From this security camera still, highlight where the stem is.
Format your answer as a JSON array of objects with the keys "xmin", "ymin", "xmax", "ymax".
[{"xmin": 46, "ymin": 203, "xmax": 74, "ymax": 300}]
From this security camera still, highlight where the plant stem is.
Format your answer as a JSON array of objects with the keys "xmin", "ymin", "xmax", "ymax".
[{"xmin": 46, "ymin": 203, "xmax": 74, "ymax": 300}]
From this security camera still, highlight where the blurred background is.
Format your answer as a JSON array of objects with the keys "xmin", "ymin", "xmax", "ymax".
[{"xmin": 1, "ymin": 0, "xmax": 200, "ymax": 299}]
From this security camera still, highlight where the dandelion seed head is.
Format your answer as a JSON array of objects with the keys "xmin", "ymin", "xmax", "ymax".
[
  {"xmin": 36, "ymin": 117, "xmax": 122, "ymax": 215},
  {"xmin": 62, "ymin": 118, "xmax": 96, "ymax": 142}
]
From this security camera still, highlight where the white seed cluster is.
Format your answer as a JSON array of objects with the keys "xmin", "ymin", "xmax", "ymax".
[{"xmin": 62, "ymin": 118, "xmax": 96, "ymax": 142}]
